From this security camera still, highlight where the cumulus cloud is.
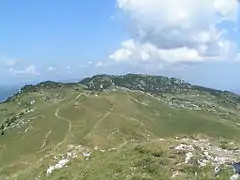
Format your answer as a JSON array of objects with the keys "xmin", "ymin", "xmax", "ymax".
[
  {"xmin": 9, "ymin": 64, "xmax": 40, "ymax": 76},
  {"xmin": 109, "ymin": 0, "xmax": 240, "ymax": 68},
  {"xmin": 109, "ymin": 39, "xmax": 205, "ymax": 65}
]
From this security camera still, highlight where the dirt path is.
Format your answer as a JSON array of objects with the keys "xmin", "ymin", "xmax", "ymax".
[
  {"xmin": 17, "ymin": 116, "xmax": 40, "ymax": 141},
  {"xmin": 50, "ymin": 108, "xmax": 73, "ymax": 151},
  {"xmin": 129, "ymin": 96, "xmax": 149, "ymax": 106},
  {"xmin": 51, "ymin": 93, "xmax": 89, "ymax": 149},
  {"xmin": 52, "ymin": 93, "xmax": 90, "ymax": 148},
  {"xmin": 37, "ymin": 108, "xmax": 72, "ymax": 154},
  {"xmin": 32, "ymin": 93, "xmax": 91, "ymax": 167},
  {"xmin": 84, "ymin": 103, "xmax": 114, "ymax": 139},
  {"xmin": 36, "ymin": 107, "xmax": 73, "ymax": 163},
  {"xmin": 84, "ymin": 112, "xmax": 111, "ymax": 139},
  {"xmin": 20, "ymin": 125, "xmax": 33, "ymax": 141},
  {"xmin": 117, "ymin": 141, "xmax": 128, "ymax": 150},
  {"xmin": 69, "ymin": 93, "xmax": 87, "ymax": 104},
  {"xmin": 55, "ymin": 108, "xmax": 72, "ymax": 132},
  {"xmin": 75, "ymin": 93, "xmax": 83, "ymax": 101},
  {"xmin": 120, "ymin": 115, "xmax": 144, "ymax": 126},
  {"xmin": 40, "ymin": 130, "xmax": 52, "ymax": 149}
]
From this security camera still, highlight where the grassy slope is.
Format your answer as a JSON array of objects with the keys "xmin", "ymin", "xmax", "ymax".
[{"xmin": 0, "ymin": 88, "xmax": 240, "ymax": 179}]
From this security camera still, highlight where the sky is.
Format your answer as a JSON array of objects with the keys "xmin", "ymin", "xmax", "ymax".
[{"xmin": 1, "ymin": 0, "xmax": 240, "ymax": 91}]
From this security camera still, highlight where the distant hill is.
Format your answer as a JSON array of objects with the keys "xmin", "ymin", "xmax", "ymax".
[{"xmin": 80, "ymin": 74, "xmax": 240, "ymax": 108}]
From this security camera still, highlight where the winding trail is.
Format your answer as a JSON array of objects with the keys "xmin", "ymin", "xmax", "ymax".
[
  {"xmin": 28, "ymin": 93, "xmax": 91, "ymax": 168},
  {"xmin": 55, "ymin": 108, "xmax": 72, "ymax": 132},
  {"xmin": 45, "ymin": 93, "xmax": 87, "ymax": 151},
  {"xmin": 37, "ymin": 108, "xmax": 72, "ymax": 154},
  {"xmin": 48, "ymin": 93, "xmax": 89, "ymax": 149},
  {"xmin": 51, "ymin": 108, "xmax": 72, "ymax": 151}
]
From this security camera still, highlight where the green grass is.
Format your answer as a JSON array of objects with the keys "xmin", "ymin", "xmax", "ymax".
[
  {"xmin": 12, "ymin": 138, "xmax": 237, "ymax": 180},
  {"xmin": 0, "ymin": 88, "xmax": 240, "ymax": 179}
]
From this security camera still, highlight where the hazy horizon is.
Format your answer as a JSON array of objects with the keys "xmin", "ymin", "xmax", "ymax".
[{"xmin": 1, "ymin": 1, "xmax": 240, "ymax": 92}]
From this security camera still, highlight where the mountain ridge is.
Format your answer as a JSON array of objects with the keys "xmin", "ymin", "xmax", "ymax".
[{"xmin": 4, "ymin": 73, "xmax": 240, "ymax": 105}]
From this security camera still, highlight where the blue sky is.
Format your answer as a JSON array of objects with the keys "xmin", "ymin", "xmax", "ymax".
[{"xmin": 1, "ymin": 0, "xmax": 240, "ymax": 92}]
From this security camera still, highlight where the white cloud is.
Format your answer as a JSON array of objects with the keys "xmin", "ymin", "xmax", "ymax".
[
  {"xmin": 95, "ymin": 61, "xmax": 113, "ymax": 68},
  {"xmin": 4, "ymin": 59, "xmax": 18, "ymax": 67},
  {"xmin": 66, "ymin": 65, "xmax": 73, "ymax": 74},
  {"xmin": 110, "ymin": 39, "xmax": 205, "ymax": 65},
  {"xmin": 47, "ymin": 66, "xmax": 55, "ymax": 72},
  {"xmin": 96, "ymin": 62, "xmax": 104, "ymax": 67},
  {"xmin": 110, "ymin": 0, "xmax": 240, "ymax": 68},
  {"xmin": 1, "ymin": 57, "xmax": 20, "ymax": 67},
  {"xmin": 9, "ymin": 64, "xmax": 40, "ymax": 76},
  {"xmin": 234, "ymin": 52, "xmax": 240, "ymax": 62},
  {"xmin": 79, "ymin": 64, "xmax": 88, "ymax": 68},
  {"xmin": 213, "ymin": 0, "xmax": 239, "ymax": 20}
]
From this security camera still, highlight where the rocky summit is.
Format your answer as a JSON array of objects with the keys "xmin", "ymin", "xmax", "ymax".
[{"xmin": 1, "ymin": 74, "xmax": 240, "ymax": 180}]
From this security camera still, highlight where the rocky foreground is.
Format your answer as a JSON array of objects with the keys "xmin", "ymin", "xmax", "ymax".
[{"xmin": 42, "ymin": 136, "xmax": 240, "ymax": 180}]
